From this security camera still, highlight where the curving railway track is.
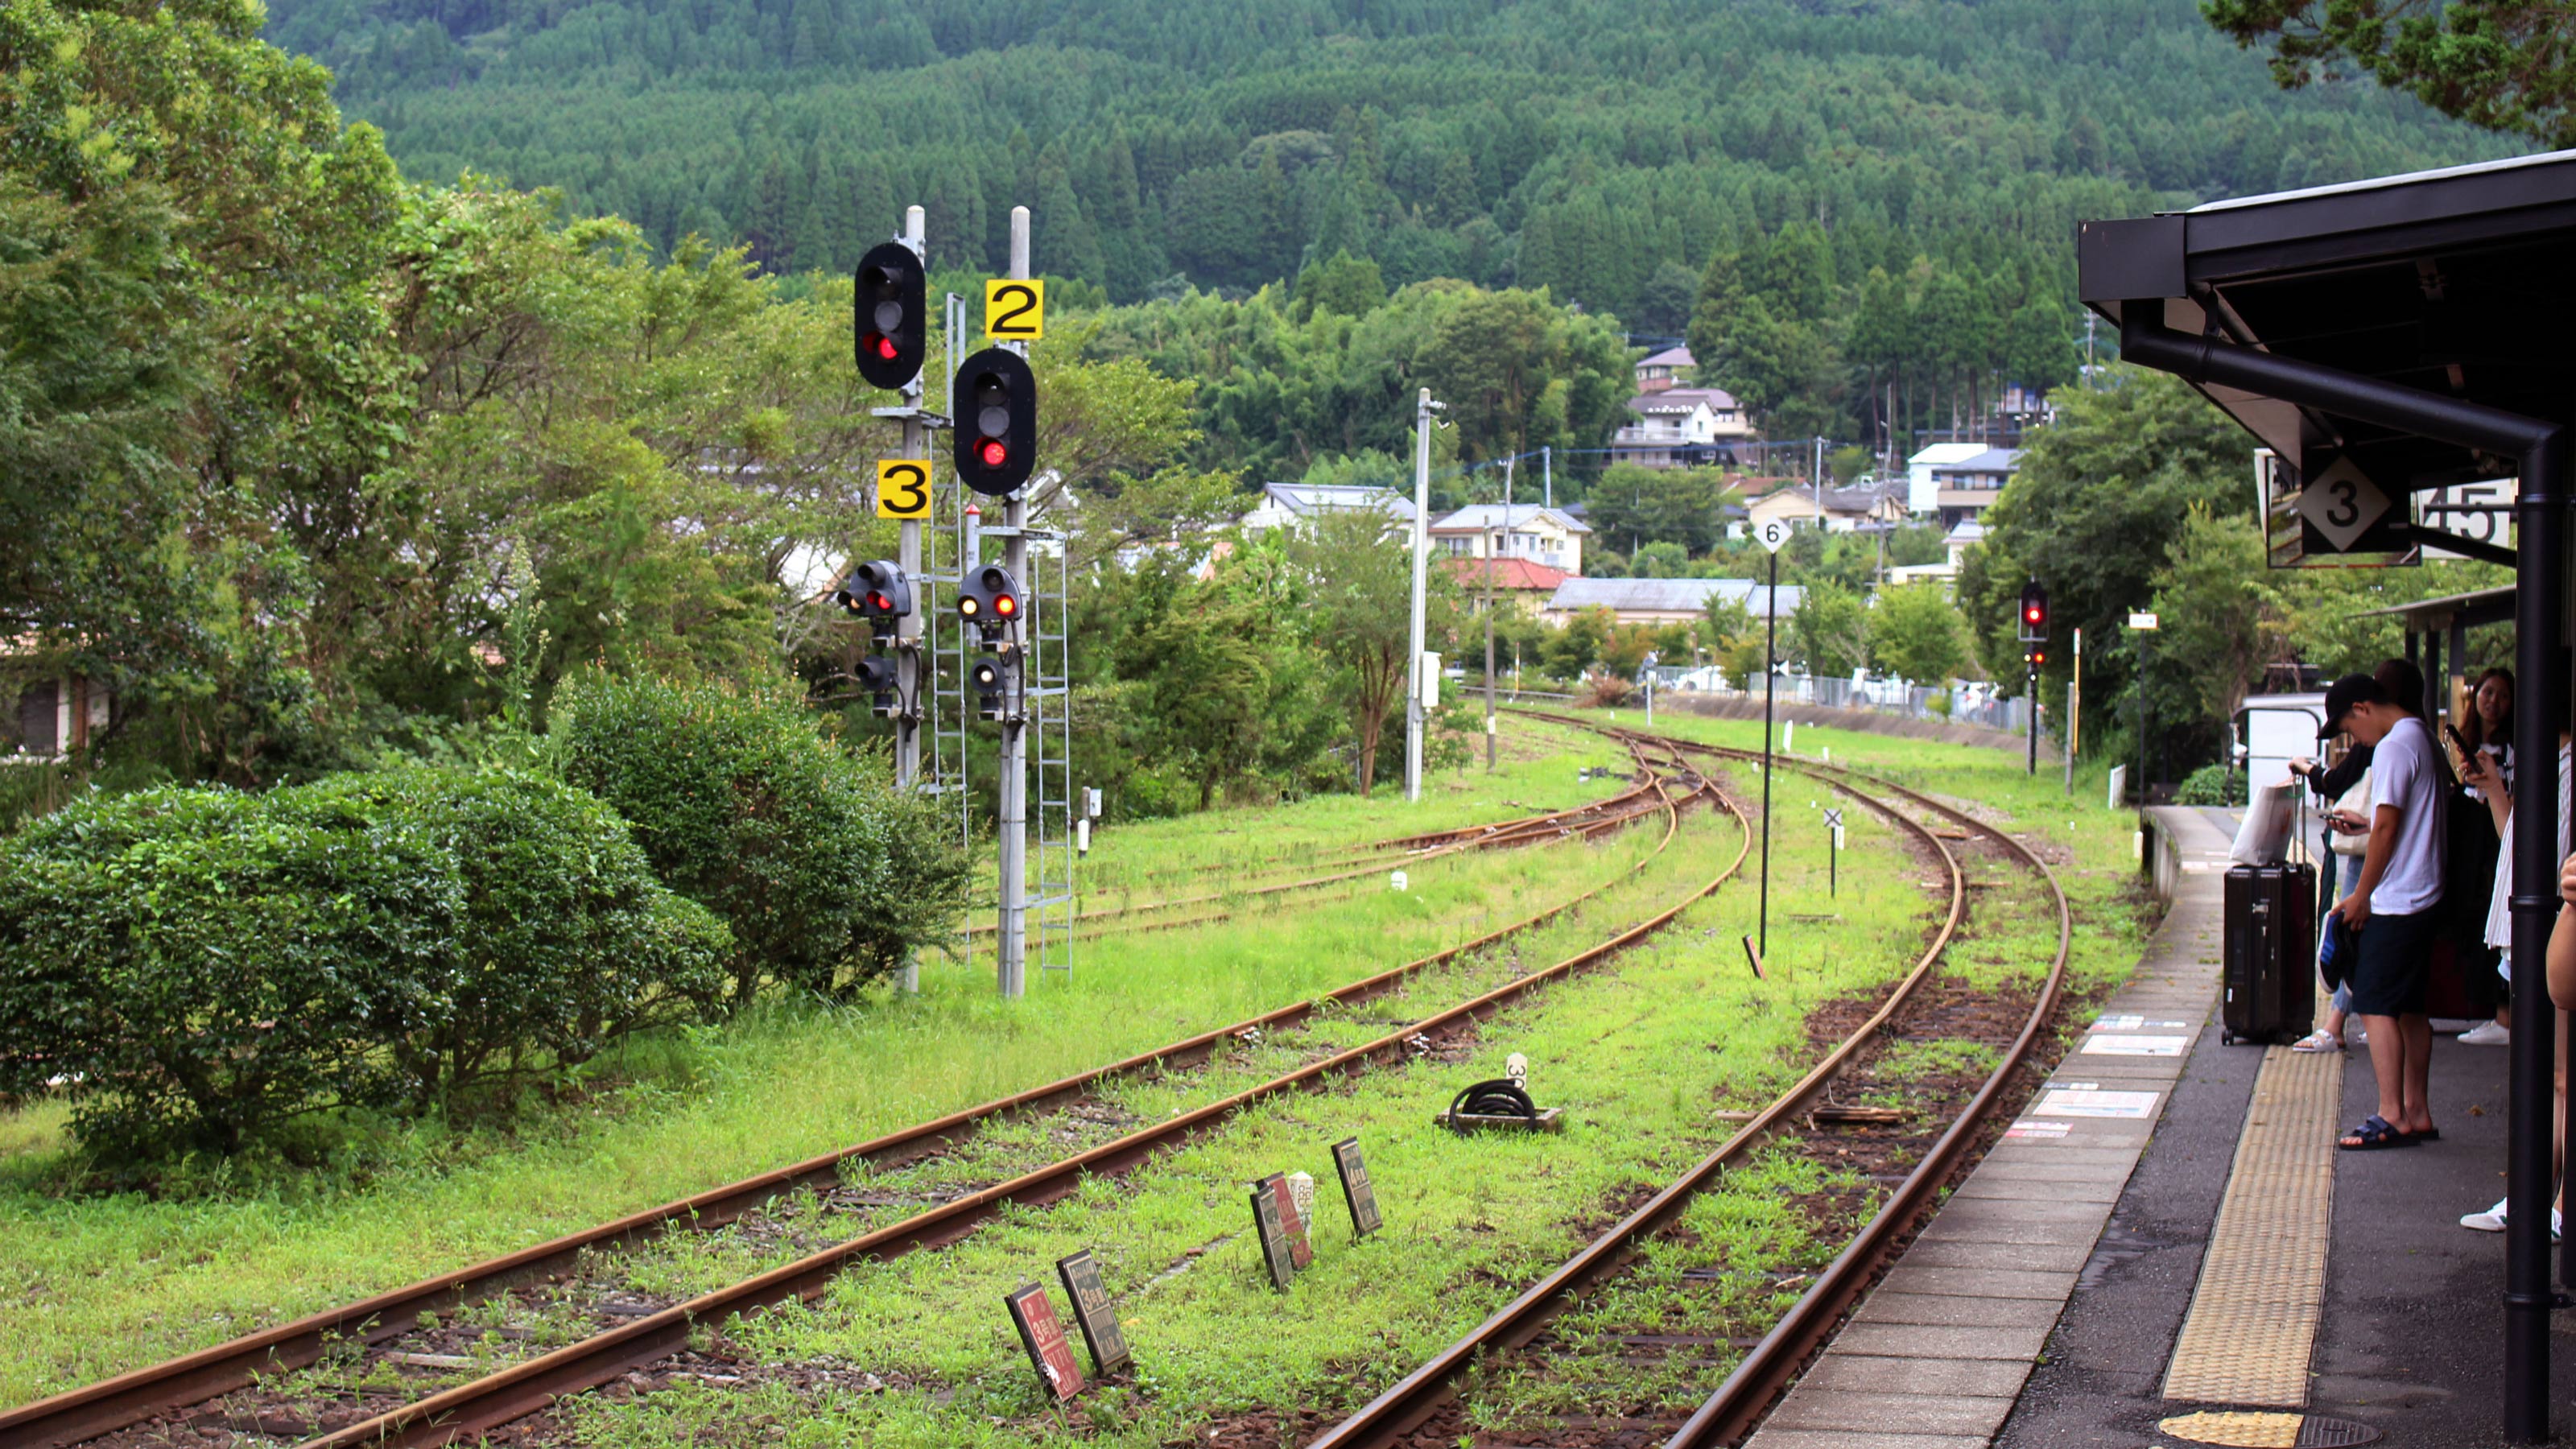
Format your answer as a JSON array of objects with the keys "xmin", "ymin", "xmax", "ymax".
[
  {"xmin": 2, "ymin": 729, "xmax": 1743, "ymax": 1449},
  {"xmin": 1294, "ymin": 715, "xmax": 2074, "ymax": 1449}
]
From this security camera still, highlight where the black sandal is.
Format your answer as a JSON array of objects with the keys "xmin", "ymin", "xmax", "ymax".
[{"xmin": 2340, "ymin": 1114, "xmax": 2417, "ymax": 1150}]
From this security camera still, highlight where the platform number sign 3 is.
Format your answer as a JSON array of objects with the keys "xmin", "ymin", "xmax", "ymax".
[
  {"xmin": 876, "ymin": 460, "xmax": 931, "ymax": 519},
  {"xmin": 1756, "ymin": 517, "xmax": 1794, "ymax": 554},
  {"xmin": 985, "ymin": 279, "xmax": 1044, "ymax": 341}
]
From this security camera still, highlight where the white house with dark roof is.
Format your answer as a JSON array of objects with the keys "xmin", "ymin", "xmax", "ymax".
[
  {"xmin": 1238, "ymin": 481, "xmax": 1417, "ymax": 535},
  {"xmin": 1539, "ymin": 576, "xmax": 1805, "ymax": 629},
  {"xmin": 1905, "ymin": 444, "xmax": 2022, "ymax": 525},
  {"xmin": 1609, "ymin": 345, "xmax": 1758, "ymax": 470}
]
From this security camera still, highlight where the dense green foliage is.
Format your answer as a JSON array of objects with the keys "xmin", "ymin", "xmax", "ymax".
[
  {"xmin": 0, "ymin": 769, "xmax": 729, "ymax": 1161},
  {"xmin": 2208, "ymin": 0, "xmax": 2576, "ymax": 148},
  {"xmin": 260, "ymin": 0, "xmax": 2508, "ymax": 454},
  {"xmin": 551, "ymin": 675, "xmax": 973, "ymax": 999}
]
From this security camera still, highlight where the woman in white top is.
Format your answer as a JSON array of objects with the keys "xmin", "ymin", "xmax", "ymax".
[{"xmin": 2458, "ymin": 731, "xmax": 2570, "ymax": 1236}]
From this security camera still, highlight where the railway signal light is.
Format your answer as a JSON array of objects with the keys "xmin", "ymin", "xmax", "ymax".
[
  {"xmin": 852, "ymin": 242, "xmax": 927, "ymax": 390},
  {"xmin": 2017, "ymin": 580, "xmax": 2050, "ymax": 642},
  {"xmin": 2025, "ymin": 647, "xmax": 2048, "ymax": 671},
  {"xmin": 835, "ymin": 559, "xmax": 912, "ymax": 638},
  {"xmin": 858, "ymin": 653, "xmax": 900, "ymax": 715},
  {"xmin": 971, "ymin": 644, "xmax": 1022, "ymax": 720},
  {"xmin": 957, "ymin": 564, "xmax": 1022, "ymax": 647},
  {"xmin": 952, "ymin": 347, "xmax": 1038, "ymax": 496}
]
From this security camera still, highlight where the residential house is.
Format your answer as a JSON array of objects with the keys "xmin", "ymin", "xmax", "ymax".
[
  {"xmin": 1540, "ymin": 576, "xmax": 1806, "ymax": 630},
  {"xmin": 1608, "ymin": 346, "xmax": 1758, "ymax": 470},
  {"xmin": 1443, "ymin": 556, "xmax": 1573, "ymax": 614},
  {"xmin": 1634, "ymin": 345, "xmax": 1694, "ymax": 394},
  {"xmin": 1238, "ymin": 481, "xmax": 1417, "ymax": 535},
  {"xmin": 1426, "ymin": 504, "xmax": 1589, "ymax": 576},
  {"xmin": 1744, "ymin": 481, "xmax": 1909, "ymax": 535},
  {"xmin": 1905, "ymin": 444, "xmax": 2022, "ymax": 527}
]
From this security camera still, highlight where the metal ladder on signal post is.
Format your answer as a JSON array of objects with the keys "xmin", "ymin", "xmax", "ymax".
[
  {"xmin": 926, "ymin": 292, "xmax": 972, "ymax": 849},
  {"xmin": 1024, "ymin": 528, "xmax": 1075, "ymax": 981}
]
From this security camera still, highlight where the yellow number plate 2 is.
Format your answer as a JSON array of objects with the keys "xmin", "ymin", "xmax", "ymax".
[
  {"xmin": 984, "ymin": 279, "xmax": 1044, "ymax": 341},
  {"xmin": 876, "ymin": 459, "xmax": 932, "ymax": 518}
]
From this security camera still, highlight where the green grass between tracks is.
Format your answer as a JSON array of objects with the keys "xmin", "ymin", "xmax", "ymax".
[
  {"xmin": 0, "ymin": 720, "xmax": 1627, "ymax": 1407},
  {"xmin": 0, "ymin": 710, "xmax": 2156, "ymax": 1436}
]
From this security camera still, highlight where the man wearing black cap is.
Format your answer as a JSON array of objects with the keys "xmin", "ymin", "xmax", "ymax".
[{"xmin": 2322, "ymin": 671, "xmax": 2447, "ymax": 1150}]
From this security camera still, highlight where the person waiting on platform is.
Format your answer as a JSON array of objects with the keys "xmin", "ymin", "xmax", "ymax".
[
  {"xmin": 2289, "ymin": 657, "xmax": 2438, "ymax": 1055},
  {"xmin": 2457, "ymin": 667, "xmax": 2517, "ymax": 1047},
  {"xmin": 2458, "ymin": 717, "xmax": 2568, "ymax": 1235},
  {"xmin": 2322, "ymin": 672, "xmax": 2448, "ymax": 1150}
]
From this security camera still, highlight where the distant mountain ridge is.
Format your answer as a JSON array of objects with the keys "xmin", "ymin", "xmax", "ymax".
[{"xmin": 265, "ymin": 0, "xmax": 2512, "ymax": 317}]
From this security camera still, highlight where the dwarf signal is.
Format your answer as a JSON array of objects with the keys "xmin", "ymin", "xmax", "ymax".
[{"xmin": 957, "ymin": 564, "xmax": 1022, "ymax": 647}]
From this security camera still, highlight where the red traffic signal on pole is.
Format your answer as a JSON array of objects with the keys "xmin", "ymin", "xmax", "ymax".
[
  {"xmin": 952, "ymin": 347, "xmax": 1038, "ymax": 496},
  {"xmin": 2017, "ymin": 579, "xmax": 2049, "ymax": 642},
  {"xmin": 834, "ymin": 559, "xmax": 913, "ymax": 634},
  {"xmin": 852, "ymin": 242, "xmax": 926, "ymax": 390}
]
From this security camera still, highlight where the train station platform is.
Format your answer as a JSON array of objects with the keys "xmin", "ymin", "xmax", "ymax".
[{"xmin": 1750, "ymin": 807, "xmax": 2576, "ymax": 1449}]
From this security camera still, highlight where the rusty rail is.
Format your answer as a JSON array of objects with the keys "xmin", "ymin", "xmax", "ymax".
[
  {"xmin": 0, "ymin": 735, "xmax": 1717, "ymax": 1449},
  {"xmin": 1304, "ymin": 716, "xmax": 2068, "ymax": 1449}
]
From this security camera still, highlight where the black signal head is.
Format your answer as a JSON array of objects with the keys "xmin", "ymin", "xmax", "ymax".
[
  {"xmin": 951, "ymin": 347, "xmax": 1037, "ymax": 496},
  {"xmin": 852, "ymin": 242, "xmax": 927, "ymax": 390}
]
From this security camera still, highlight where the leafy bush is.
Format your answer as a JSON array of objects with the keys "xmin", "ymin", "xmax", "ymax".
[
  {"xmin": 2175, "ymin": 763, "xmax": 2248, "ymax": 806},
  {"xmin": 0, "ymin": 769, "xmax": 729, "ymax": 1159},
  {"xmin": 551, "ymin": 675, "xmax": 972, "ymax": 1001}
]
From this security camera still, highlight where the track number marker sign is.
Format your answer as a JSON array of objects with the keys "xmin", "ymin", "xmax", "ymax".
[
  {"xmin": 1756, "ymin": 517, "xmax": 1793, "ymax": 554},
  {"xmin": 1332, "ymin": 1137, "xmax": 1381, "ymax": 1239},
  {"xmin": 985, "ymin": 279, "xmax": 1044, "ymax": 341},
  {"xmin": 1004, "ymin": 1282, "xmax": 1086, "ymax": 1400},
  {"xmin": 1055, "ymin": 1250, "xmax": 1131, "ymax": 1376},
  {"xmin": 2292, "ymin": 457, "xmax": 2393, "ymax": 554},
  {"xmin": 876, "ymin": 459, "xmax": 931, "ymax": 518}
]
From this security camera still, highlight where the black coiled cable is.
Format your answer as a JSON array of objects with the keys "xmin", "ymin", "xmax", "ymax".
[{"xmin": 1449, "ymin": 1078, "xmax": 1538, "ymax": 1121}]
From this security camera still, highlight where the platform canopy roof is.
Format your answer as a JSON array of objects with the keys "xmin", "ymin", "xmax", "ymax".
[{"xmin": 2079, "ymin": 150, "xmax": 2576, "ymax": 497}]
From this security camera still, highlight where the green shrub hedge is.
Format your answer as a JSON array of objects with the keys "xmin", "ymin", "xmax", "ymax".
[
  {"xmin": 550, "ymin": 674, "xmax": 971, "ymax": 1001},
  {"xmin": 2175, "ymin": 763, "xmax": 2248, "ymax": 807},
  {"xmin": 0, "ymin": 768, "xmax": 729, "ymax": 1159}
]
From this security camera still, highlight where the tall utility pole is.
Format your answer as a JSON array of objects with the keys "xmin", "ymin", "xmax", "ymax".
[
  {"xmin": 1542, "ymin": 444, "xmax": 1553, "ymax": 509},
  {"xmin": 1405, "ymin": 387, "xmax": 1442, "ymax": 803},
  {"xmin": 1486, "ymin": 456, "xmax": 1513, "ymax": 772},
  {"xmin": 996, "ymin": 204, "xmax": 1033, "ymax": 998}
]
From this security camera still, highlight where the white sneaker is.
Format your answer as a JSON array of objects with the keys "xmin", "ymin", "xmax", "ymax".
[
  {"xmin": 2461, "ymin": 1199, "xmax": 2564, "ymax": 1240},
  {"xmin": 2458, "ymin": 1022, "xmax": 2512, "ymax": 1046}
]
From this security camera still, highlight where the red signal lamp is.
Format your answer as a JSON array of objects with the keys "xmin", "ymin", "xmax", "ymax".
[
  {"xmin": 993, "ymin": 592, "xmax": 1018, "ymax": 618},
  {"xmin": 868, "ymin": 334, "xmax": 898, "ymax": 361},
  {"xmin": 979, "ymin": 439, "xmax": 1009, "ymax": 469}
]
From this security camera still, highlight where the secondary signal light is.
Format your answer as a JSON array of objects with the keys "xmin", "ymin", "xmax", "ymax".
[
  {"xmin": 957, "ymin": 564, "xmax": 1022, "ymax": 648},
  {"xmin": 852, "ymin": 241, "xmax": 927, "ymax": 390}
]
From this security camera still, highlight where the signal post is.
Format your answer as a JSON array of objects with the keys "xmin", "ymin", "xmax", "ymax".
[{"xmin": 2018, "ymin": 580, "xmax": 2050, "ymax": 776}]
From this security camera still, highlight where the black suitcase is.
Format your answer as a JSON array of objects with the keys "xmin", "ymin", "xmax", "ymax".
[{"xmin": 2223, "ymin": 862, "xmax": 2318, "ymax": 1046}]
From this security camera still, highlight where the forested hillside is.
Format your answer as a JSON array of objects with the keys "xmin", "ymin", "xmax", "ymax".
[{"xmin": 272, "ymin": 0, "xmax": 2507, "ymax": 320}]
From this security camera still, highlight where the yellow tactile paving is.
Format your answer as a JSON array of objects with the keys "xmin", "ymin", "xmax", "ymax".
[
  {"xmin": 2161, "ymin": 1043, "xmax": 2341, "ymax": 1406},
  {"xmin": 2157, "ymin": 1410, "xmax": 2306, "ymax": 1447}
]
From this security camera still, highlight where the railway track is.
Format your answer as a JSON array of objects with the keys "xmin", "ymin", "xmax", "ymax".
[
  {"xmin": 3, "ymin": 733, "xmax": 1741, "ymax": 1449},
  {"xmin": 963, "ymin": 761, "xmax": 1678, "ymax": 943},
  {"xmin": 1300, "ymin": 716, "xmax": 2073, "ymax": 1449}
]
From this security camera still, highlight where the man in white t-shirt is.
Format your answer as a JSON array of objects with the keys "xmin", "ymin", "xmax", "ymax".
[{"xmin": 2323, "ymin": 672, "xmax": 2446, "ymax": 1150}]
